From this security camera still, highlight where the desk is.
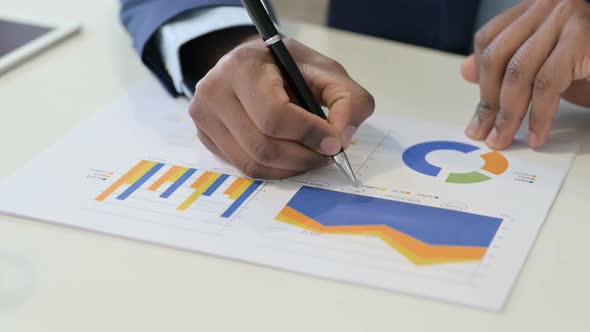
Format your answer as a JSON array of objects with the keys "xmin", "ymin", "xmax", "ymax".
[{"xmin": 0, "ymin": 1, "xmax": 588, "ymax": 331}]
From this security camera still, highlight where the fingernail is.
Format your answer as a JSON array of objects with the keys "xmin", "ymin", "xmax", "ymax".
[
  {"xmin": 320, "ymin": 137, "xmax": 341, "ymax": 155},
  {"xmin": 529, "ymin": 131, "xmax": 542, "ymax": 148},
  {"xmin": 341, "ymin": 125, "xmax": 357, "ymax": 148},
  {"xmin": 486, "ymin": 127, "xmax": 499, "ymax": 148},
  {"xmin": 465, "ymin": 116, "xmax": 480, "ymax": 139}
]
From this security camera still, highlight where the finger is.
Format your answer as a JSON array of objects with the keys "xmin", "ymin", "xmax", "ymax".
[
  {"xmin": 216, "ymin": 93, "xmax": 331, "ymax": 171},
  {"xmin": 286, "ymin": 40, "xmax": 375, "ymax": 148},
  {"xmin": 473, "ymin": 1, "xmax": 530, "ymax": 76},
  {"xmin": 198, "ymin": 110, "xmax": 303, "ymax": 179},
  {"xmin": 299, "ymin": 64, "xmax": 375, "ymax": 148},
  {"xmin": 197, "ymin": 127, "xmax": 228, "ymax": 162},
  {"xmin": 461, "ymin": 55, "xmax": 477, "ymax": 83},
  {"xmin": 530, "ymin": 30, "xmax": 589, "ymax": 147},
  {"xmin": 488, "ymin": 8, "xmax": 564, "ymax": 150},
  {"xmin": 233, "ymin": 61, "xmax": 343, "ymax": 156},
  {"xmin": 467, "ymin": 2, "xmax": 553, "ymax": 141}
]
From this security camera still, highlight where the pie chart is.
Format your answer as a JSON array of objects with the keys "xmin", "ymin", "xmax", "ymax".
[{"xmin": 402, "ymin": 141, "xmax": 509, "ymax": 184}]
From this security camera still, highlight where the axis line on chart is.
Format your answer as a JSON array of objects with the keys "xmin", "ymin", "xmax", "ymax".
[
  {"xmin": 356, "ymin": 131, "xmax": 390, "ymax": 175},
  {"xmin": 216, "ymin": 182, "xmax": 270, "ymax": 234}
]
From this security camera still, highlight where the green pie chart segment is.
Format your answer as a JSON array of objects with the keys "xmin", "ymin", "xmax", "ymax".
[{"xmin": 446, "ymin": 171, "xmax": 491, "ymax": 184}]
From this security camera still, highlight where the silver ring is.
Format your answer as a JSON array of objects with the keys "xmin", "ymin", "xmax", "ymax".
[{"xmin": 264, "ymin": 35, "xmax": 282, "ymax": 47}]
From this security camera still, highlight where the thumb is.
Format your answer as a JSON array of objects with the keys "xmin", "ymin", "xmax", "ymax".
[
  {"xmin": 461, "ymin": 54, "xmax": 478, "ymax": 84},
  {"xmin": 301, "ymin": 66, "xmax": 375, "ymax": 148}
]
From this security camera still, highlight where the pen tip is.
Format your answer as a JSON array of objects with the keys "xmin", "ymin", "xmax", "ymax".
[{"xmin": 333, "ymin": 151, "xmax": 358, "ymax": 187}]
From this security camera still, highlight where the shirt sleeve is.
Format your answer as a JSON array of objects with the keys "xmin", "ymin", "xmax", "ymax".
[{"xmin": 155, "ymin": 6, "xmax": 254, "ymax": 96}]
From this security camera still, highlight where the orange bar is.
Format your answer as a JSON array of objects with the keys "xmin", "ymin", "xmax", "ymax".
[
  {"xmin": 191, "ymin": 171, "xmax": 214, "ymax": 189},
  {"xmin": 224, "ymin": 177, "xmax": 246, "ymax": 196},
  {"xmin": 96, "ymin": 160, "xmax": 148, "ymax": 202},
  {"xmin": 169, "ymin": 167, "xmax": 188, "ymax": 182},
  {"xmin": 481, "ymin": 151, "xmax": 509, "ymax": 175},
  {"xmin": 178, "ymin": 173, "xmax": 222, "ymax": 211},
  {"xmin": 230, "ymin": 179, "xmax": 254, "ymax": 200},
  {"xmin": 148, "ymin": 166, "xmax": 180, "ymax": 191},
  {"xmin": 277, "ymin": 206, "xmax": 487, "ymax": 265},
  {"xmin": 126, "ymin": 161, "xmax": 157, "ymax": 184}
]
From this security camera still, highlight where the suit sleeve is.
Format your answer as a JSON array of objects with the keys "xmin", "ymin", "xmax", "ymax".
[{"xmin": 119, "ymin": 0, "xmax": 244, "ymax": 95}]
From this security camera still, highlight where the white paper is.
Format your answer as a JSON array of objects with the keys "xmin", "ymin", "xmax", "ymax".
[{"xmin": 0, "ymin": 80, "xmax": 576, "ymax": 310}]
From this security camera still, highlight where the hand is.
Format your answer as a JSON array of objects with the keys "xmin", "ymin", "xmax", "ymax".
[
  {"xmin": 461, "ymin": 0, "xmax": 590, "ymax": 149},
  {"xmin": 190, "ymin": 36, "xmax": 375, "ymax": 179}
]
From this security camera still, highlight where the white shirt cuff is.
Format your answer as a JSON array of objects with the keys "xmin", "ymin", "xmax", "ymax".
[{"xmin": 156, "ymin": 7, "xmax": 254, "ymax": 95}]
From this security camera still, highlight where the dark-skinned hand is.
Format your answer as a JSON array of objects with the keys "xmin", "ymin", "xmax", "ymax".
[
  {"xmin": 190, "ymin": 35, "xmax": 374, "ymax": 179},
  {"xmin": 461, "ymin": 0, "xmax": 590, "ymax": 149}
]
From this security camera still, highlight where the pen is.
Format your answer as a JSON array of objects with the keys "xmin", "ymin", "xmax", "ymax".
[{"xmin": 240, "ymin": 0, "xmax": 358, "ymax": 186}]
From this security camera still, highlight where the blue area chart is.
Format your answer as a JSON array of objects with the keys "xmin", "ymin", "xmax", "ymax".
[{"xmin": 276, "ymin": 186, "xmax": 503, "ymax": 265}]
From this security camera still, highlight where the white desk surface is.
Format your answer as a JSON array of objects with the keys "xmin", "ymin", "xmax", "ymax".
[{"xmin": 0, "ymin": 1, "xmax": 588, "ymax": 331}]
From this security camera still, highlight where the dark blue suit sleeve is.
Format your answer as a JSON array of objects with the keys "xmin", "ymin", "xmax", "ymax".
[
  {"xmin": 328, "ymin": 0, "xmax": 480, "ymax": 55},
  {"xmin": 120, "ymin": 0, "xmax": 244, "ymax": 95}
]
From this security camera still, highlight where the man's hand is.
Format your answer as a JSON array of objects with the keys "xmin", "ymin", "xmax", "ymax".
[
  {"xmin": 461, "ymin": 0, "xmax": 590, "ymax": 149},
  {"xmin": 190, "ymin": 36, "xmax": 374, "ymax": 179}
]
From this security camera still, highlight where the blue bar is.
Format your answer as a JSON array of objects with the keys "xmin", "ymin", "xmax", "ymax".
[
  {"xmin": 203, "ymin": 174, "xmax": 230, "ymax": 196},
  {"xmin": 221, "ymin": 180, "xmax": 263, "ymax": 218},
  {"xmin": 117, "ymin": 163, "xmax": 165, "ymax": 200},
  {"xmin": 160, "ymin": 168, "xmax": 197, "ymax": 198}
]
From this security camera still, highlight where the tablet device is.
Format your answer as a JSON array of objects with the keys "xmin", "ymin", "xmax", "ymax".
[{"xmin": 0, "ymin": 16, "xmax": 80, "ymax": 75}]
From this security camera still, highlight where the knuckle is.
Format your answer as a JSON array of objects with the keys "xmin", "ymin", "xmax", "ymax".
[
  {"xmin": 480, "ymin": 45, "xmax": 498, "ymax": 71},
  {"xmin": 240, "ymin": 158, "xmax": 265, "ymax": 179},
  {"xmin": 534, "ymin": 71, "xmax": 551, "ymax": 93},
  {"xmin": 258, "ymin": 112, "xmax": 282, "ymax": 137},
  {"xmin": 550, "ymin": 0, "xmax": 585, "ymax": 24},
  {"xmin": 474, "ymin": 27, "xmax": 492, "ymax": 52},
  {"xmin": 539, "ymin": 0, "xmax": 560, "ymax": 9},
  {"xmin": 359, "ymin": 89, "xmax": 376, "ymax": 118},
  {"xmin": 495, "ymin": 109, "xmax": 512, "ymax": 125},
  {"xmin": 505, "ymin": 58, "xmax": 524, "ymax": 84},
  {"xmin": 188, "ymin": 99, "xmax": 205, "ymax": 122},
  {"xmin": 322, "ymin": 58, "xmax": 347, "ymax": 73},
  {"xmin": 198, "ymin": 132, "xmax": 217, "ymax": 151},
  {"xmin": 194, "ymin": 75, "xmax": 215, "ymax": 98},
  {"xmin": 252, "ymin": 139, "xmax": 278, "ymax": 164},
  {"xmin": 561, "ymin": 14, "xmax": 590, "ymax": 39},
  {"xmin": 475, "ymin": 99, "xmax": 499, "ymax": 121},
  {"xmin": 226, "ymin": 46, "xmax": 260, "ymax": 66},
  {"xmin": 258, "ymin": 63, "xmax": 284, "ymax": 87},
  {"xmin": 556, "ymin": 0, "xmax": 583, "ymax": 13}
]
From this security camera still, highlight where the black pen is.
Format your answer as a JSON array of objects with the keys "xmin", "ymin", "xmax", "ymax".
[{"xmin": 240, "ymin": 0, "xmax": 358, "ymax": 185}]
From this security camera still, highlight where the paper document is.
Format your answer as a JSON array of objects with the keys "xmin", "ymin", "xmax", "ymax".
[{"xmin": 0, "ymin": 80, "xmax": 576, "ymax": 310}]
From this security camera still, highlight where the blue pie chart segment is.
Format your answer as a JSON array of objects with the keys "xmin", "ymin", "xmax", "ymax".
[{"xmin": 402, "ymin": 141, "xmax": 480, "ymax": 177}]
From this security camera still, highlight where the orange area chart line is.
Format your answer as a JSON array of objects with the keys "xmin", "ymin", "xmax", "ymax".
[{"xmin": 276, "ymin": 206, "xmax": 487, "ymax": 265}]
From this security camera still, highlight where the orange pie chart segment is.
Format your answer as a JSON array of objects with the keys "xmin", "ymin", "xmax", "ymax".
[{"xmin": 480, "ymin": 151, "xmax": 509, "ymax": 175}]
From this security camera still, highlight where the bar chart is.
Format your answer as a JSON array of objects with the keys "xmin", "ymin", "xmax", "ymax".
[{"xmin": 96, "ymin": 160, "xmax": 263, "ymax": 218}]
